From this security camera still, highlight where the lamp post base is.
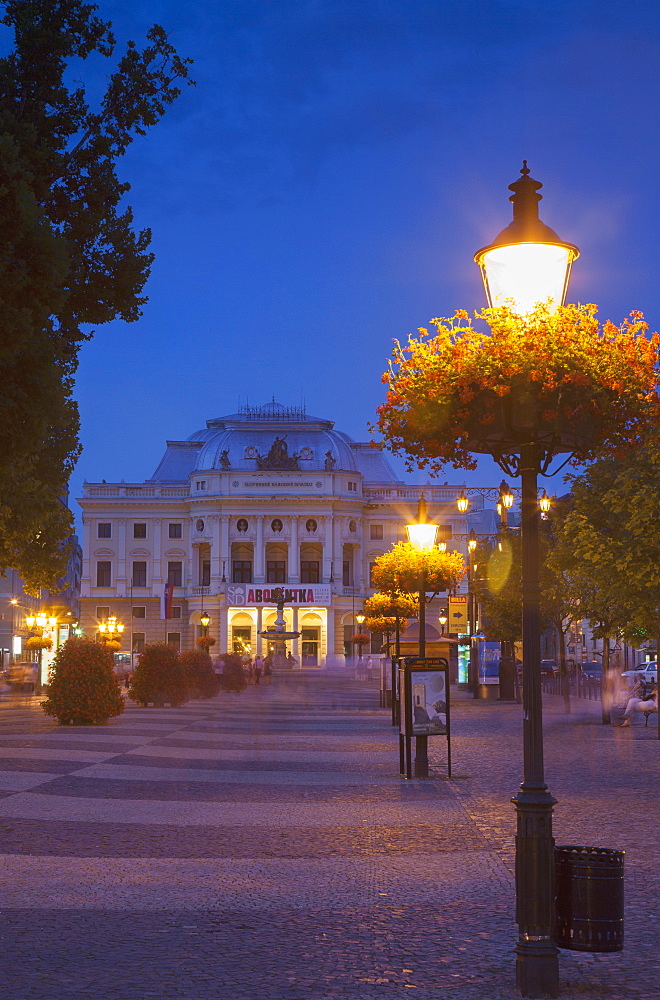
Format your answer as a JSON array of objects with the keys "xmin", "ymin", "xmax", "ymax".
[
  {"xmin": 515, "ymin": 940, "xmax": 559, "ymax": 998},
  {"xmin": 513, "ymin": 785, "xmax": 559, "ymax": 998}
]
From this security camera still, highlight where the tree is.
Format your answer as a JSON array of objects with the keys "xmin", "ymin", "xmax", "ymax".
[
  {"xmin": 129, "ymin": 642, "xmax": 188, "ymax": 707},
  {"xmin": 41, "ymin": 635, "xmax": 124, "ymax": 725},
  {"xmin": 0, "ymin": 1, "xmax": 193, "ymax": 590},
  {"xmin": 180, "ymin": 649, "xmax": 220, "ymax": 700},
  {"xmin": 364, "ymin": 591, "xmax": 419, "ymax": 655}
]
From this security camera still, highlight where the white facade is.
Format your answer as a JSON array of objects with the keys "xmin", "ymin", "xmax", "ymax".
[{"xmin": 78, "ymin": 400, "xmax": 479, "ymax": 665}]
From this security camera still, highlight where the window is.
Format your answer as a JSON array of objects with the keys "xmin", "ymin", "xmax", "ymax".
[
  {"xmin": 132, "ymin": 633, "xmax": 145, "ymax": 654},
  {"xmin": 300, "ymin": 560, "xmax": 319, "ymax": 584},
  {"xmin": 233, "ymin": 560, "xmax": 252, "ymax": 583},
  {"xmin": 132, "ymin": 607, "xmax": 146, "ymax": 619},
  {"xmin": 96, "ymin": 606, "xmax": 110, "ymax": 621},
  {"xmin": 347, "ymin": 481, "xmax": 357, "ymax": 492},
  {"xmin": 370, "ymin": 524, "xmax": 383, "ymax": 540},
  {"xmin": 369, "ymin": 562, "xmax": 377, "ymax": 587},
  {"xmin": 98, "ymin": 523, "xmax": 111, "ymax": 538},
  {"xmin": 171, "ymin": 606, "xmax": 182, "ymax": 619},
  {"xmin": 305, "ymin": 519, "xmax": 317, "ymax": 533},
  {"xmin": 132, "ymin": 561, "xmax": 147, "ymax": 587},
  {"xmin": 343, "ymin": 560, "xmax": 351, "ymax": 587},
  {"xmin": 271, "ymin": 518, "xmax": 283, "ymax": 533},
  {"xmin": 133, "ymin": 523, "xmax": 147, "ymax": 539},
  {"xmin": 232, "ymin": 626, "xmax": 251, "ymax": 654},
  {"xmin": 438, "ymin": 523, "xmax": 453, "ymax": 542},
  {"xmin": 168, "ymin": 523, "xmax": 182, "ymax": 539},
  {"xmin": 196, "ymin": 480, "xmax": 206, "ymax": 491},
  {"xmin": 301, "ymin": 627, "xmax": 319, "ymax": 666},
  {"xmin": 167, "ymin": 632, "xmax": 181, "ymax": 652},
  {"xmin": 167, "ymin": 561, "xmax": 182, "ymax": 587},
  {"xmin": 201, "ymin": 560, "xmax": 210, "ymax": 587},
  {"xmin": 267, "ymin": 560, "xmax": 286, "ymax": 583},
  {"xmin": 237, "ymin": 518, "xmax": 248, "ymax": 532},
  {"xmin": 96, "ymin": 562, "xmax": 111, "ymax": 587}
]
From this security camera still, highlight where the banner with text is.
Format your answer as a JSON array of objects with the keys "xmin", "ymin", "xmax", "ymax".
[{"xmin": 226, "ymin": 584, "xmax": 332, "ymax": 607}]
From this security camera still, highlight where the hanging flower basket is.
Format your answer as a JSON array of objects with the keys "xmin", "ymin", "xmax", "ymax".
[
  {"xmin": 371, "ymin": 543, "xmax": 466, "ymax": 596},
  {"xmin": 26, "ymin": 636, "xmax": 53, "ymax": 651},
  {"xmin": 196, "ymin": 635, "xmax": 216, "ymax": 650},
  {"xmin": 376, "ymin": 304, "xmax": 660, "ymax": 473},
  {"xmin": 104, "ymin": 639, "xmax": 122, "ymax": 652},
  {"xmin": 351, "ymin": 633, "xmax": 371, "ymax": 646}
]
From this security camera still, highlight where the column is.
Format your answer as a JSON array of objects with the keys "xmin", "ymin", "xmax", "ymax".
[
  {"xmin": 221, "ymin": 515, "xmax": 230, "ymax": 582},
  {"xmin": 152, "ymin": 519, "xmax": 162, "ymax": 583},
  {"xmin": 333, "ymin": 515, "xmax": 343, "ymax": 591},
  {"xmin": 255, "ymin": 515, "xmax": 265, "ymax": 583},
  {"xmin": 324, "ymin": 515, "xmax": 334, "ymax": 583},
  {"xmin": 256, "ymin": 606, "xmax": 263, "ymax": 656},
  {"xmin": 81, "ymin": 516, "xmax": 91, "ymax": 596},
  {"xmin": 290, "ymin": 516, "xmax": 299, "ymax": 583},
  {"xmin": 117, "ymin": 519, "xmax": 126, "ymax": 591},
  {"xmin": 292, "ymin": 606, "xmax": 300, "ymax": 661},
  {"xmin": 325, "ymin": 607, "xmax": 335, "ymax": 662},
  {"xmin": 211, "ymin": 515, "xmax": 221, "ymax": 588},
  {"xmin": 220, "ymin": 606, "xmax": 229, "ymax": 653}
]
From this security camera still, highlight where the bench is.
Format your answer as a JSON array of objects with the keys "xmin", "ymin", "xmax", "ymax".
[{"xmin": 642, "ymin": 707, "xmax": 657, "ymax": 727}]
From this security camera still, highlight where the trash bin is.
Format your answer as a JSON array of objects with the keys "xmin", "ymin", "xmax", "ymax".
[{"xmin": 555, "ymin": 845, "xmax": 624, "ymax": 952}]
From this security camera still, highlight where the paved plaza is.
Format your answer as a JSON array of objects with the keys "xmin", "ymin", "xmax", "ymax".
[{"xmin": 0, "ymin": 676, "xmax": 657, "ymax": 1000}]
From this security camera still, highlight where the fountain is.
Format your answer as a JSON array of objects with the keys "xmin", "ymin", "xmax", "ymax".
[{"xmin": 258, "ymin": 590, "xmax": 301, "ymax": 668}]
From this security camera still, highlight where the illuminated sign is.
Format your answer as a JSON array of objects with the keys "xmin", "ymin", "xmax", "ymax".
[{"xmin": 227, "ymin": 584, "xmax": 331, "ymax": 606}]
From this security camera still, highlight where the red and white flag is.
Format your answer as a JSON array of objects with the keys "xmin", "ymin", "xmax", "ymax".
[{"xmin": 162, "ymin": 581, "xmax": 174, "ymax": 620}]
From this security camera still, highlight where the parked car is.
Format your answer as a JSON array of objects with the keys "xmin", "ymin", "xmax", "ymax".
[
  {"xmin": 579, "ymin": 661, "xmax": 602, "ymax": 677},
  {"xmin": 621, "ymin": 662, "xmax": 657, "ymax": 684},
  {"xmin": 540, "ymin": 659, "xmax": 558, "ymax": 677}
]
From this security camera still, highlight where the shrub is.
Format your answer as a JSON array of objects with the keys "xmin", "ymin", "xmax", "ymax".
[
  {"xmin": 129, "ymin": 642, "xmax": 188, "ymax": 707},
  {"xmin": 41, "ymin": 636, "xmax": 124, "ymax": 725},
  {"xmin": 219, "ymin": 652, "xmax": 247, "ymax": 693},
  {"xmin": 180, "ymin": 649, "xmax": 220, "ymax": 699}
]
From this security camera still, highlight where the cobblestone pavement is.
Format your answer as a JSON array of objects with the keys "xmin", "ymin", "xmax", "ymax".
[{"xmin": 0, "ymin": 679, "xmax": 657, "ymax": 999}]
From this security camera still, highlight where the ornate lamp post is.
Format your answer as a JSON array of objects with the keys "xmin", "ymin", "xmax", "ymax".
[
  {"xmin": 438, "ymin": 612, "xmax": 448, "ymax": 636},
  {"xmin": 475, "ymin": 164, "xmax": 579, "ymax": 998},
  {"xmin": 200, "ymin": 611, "xmax": 211, "ymax": 636},
  {"xmin": 406, "ymin": 495, "xmax": 439, "ymax": 777},
  {"xmin": 355, "ymin": 612, "xmax": 366, "ymax": 665}
]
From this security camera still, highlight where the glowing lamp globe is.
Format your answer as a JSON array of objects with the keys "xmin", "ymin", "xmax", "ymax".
[
  {"xmin": 474, "ymin": 162, "xmax": 579, "ymax": 315},
  {"xmin": 406, "ymin": 495, "xmax": 438, "ymax": 551}
]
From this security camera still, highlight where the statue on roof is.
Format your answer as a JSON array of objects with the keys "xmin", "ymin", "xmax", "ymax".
[{"xmin": 256, "ymin": 435, "xmax": 300, "ymax": 471}]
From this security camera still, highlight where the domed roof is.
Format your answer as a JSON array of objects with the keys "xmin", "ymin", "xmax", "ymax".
[{"xmin": 149, "ymin": 400, "xmax": 401, "ymax": 483}]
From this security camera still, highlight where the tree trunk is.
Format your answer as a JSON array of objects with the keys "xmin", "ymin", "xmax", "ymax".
[
  {"xmin": 558, "ymin": 621, "xmax": 571, "ymax": 715},
  {"xmin": 601, "ymin": 635, "xmax": 611, "ymax": 724}
]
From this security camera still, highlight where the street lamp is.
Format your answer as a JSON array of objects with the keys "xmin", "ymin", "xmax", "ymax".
[
  {"xmin": 438, "ymin": 612, "xmax": 448, "ymax": 636},
  {"xmin": 355, "ymin": 612, "xmax": 366, "ymax": 665},
  {"xmin": 474, "ymin": 160, "xmax": 579, "ymax": 316},
  {"xmin": 200, "ymin": 611, "xmax": 211, "ymax": 635},
  {"xmin": 476, "ymin": 163, "xmax": 579, "ymax": 998},
  {"xmin": 406, "ymin": 495, "xmax": 439, "ymax": 777},
  {"xmin": 99, "ymin": 615, "xmax": 125, "ymax": 642}
]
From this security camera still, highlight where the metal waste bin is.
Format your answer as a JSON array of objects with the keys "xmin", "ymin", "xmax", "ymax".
[{"xmin": 555, "ymin": 845, "xmax": 624, "ymax": 952}]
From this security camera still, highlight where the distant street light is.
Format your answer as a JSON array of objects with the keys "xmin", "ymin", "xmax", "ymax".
[{"xmin": 406, "ymin": 496, "xmax": 439, "ymax": 777}]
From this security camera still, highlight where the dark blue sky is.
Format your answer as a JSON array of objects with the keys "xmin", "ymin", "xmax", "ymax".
[{"xmin": 71, "ymin": 0, "xmax": 660, "ymax": 513}]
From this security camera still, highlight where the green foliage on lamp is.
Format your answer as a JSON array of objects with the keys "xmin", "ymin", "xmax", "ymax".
[
  {"xmin": 195, "ymin": 635, "xmax": 216, "ymax": 650},
  {"xmin": 41, "ymin": 636, "xmax": 124, "ymax": 726},
  {"xmin": 129, "ymin": 642, "xmax": 188, "ymax": 707},
  {"xmin": 371, "ymin": 543, "xmax": 466, "ymax": 596},
  {"xmin": 376, "ymin": 305, "xmax": 660, "ymax": 472},
  {"xmin": 0, "ymin": 3, "xmax": 193, "ymax": 592},
  {"xmin": 219, "ymin": 653, "xmax": 247, "ymax": 693},
  {"xmin": 179, "ymin": 649, "xmax": 221, "ymax": 699},
  {"xmin": 351, "ymin": 633, "xmax": 371, "ymax": 646},
  {"xmin": 26, "ymin": 635, "xmax": 53, "ymax": 650}
]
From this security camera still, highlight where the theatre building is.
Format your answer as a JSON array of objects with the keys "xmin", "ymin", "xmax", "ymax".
[{"xmin": 78, "ymin": 400, "xmax": 480, "ymax": 666}]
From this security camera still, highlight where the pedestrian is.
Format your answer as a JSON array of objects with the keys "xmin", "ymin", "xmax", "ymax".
[
  {"xmin": 253, "ymin": 655, "xmax": 263, "ymax": 685},
  {"xmin": 263, "ymin": 655, "xmax": 273, "ymax": 684},
  {"xmin": 287, "ymin": 651, "xmax": 297, "ymax": 669},
  {"xmin": 622, "ymin": 680, "xmax": 657, "ymax": 726},
  {"xmin": 365, "ymin": 656, "xmax": 373, "ymax": 680}
]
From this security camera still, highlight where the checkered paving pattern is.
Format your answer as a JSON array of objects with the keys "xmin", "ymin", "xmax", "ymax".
[{"xmin": 0, "ymin": 680, "xmax": 657, "ymax": 999}]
